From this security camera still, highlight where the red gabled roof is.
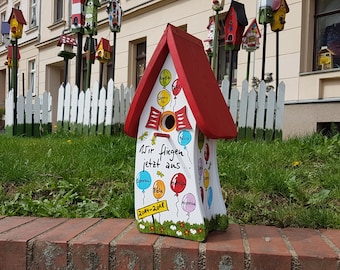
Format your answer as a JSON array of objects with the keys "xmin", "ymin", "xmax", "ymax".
[
  {"xmin": 96, "ymin": 38, "xmax": 112, "ymax": 52},
  {"xmin": 124, "ymin": 24, "xmax": 237, "ymax": 139},
  {"xmin": 8, "ymin": 8, "xmax": 27, "ymax": 25},
  {"xmin": 7, "ymin": 45, "xmax": 21, "ymax": 59}
]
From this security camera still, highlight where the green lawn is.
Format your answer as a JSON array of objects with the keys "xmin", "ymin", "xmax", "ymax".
[{"xmin": 0, "ymin": 132, "xmax": 339, "ymax": 229}]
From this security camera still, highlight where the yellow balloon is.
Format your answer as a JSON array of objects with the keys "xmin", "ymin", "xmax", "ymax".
[
  {"xmin": 157, "ymin": 90, "xmax": 171, "ymax": 108},
  {"xmin": 159, "ymin": 69, "xmax": 172, "ymax": 87},
  {"xmin": 204, "ymin": 169, "xmax": 210, "ymax": 190},
  {"xmin": 153, "ymin": 180, "xmax": 165, "ymax": 200}
]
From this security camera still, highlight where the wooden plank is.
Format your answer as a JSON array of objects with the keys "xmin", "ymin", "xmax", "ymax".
[
  {"xmin": 274, "ymin": 82, "xmax": 285, "ymax": 139},
  {"xmin": 5, "ymin": 90, "xmax": 14, "ymax": 135},
  {"xmin": 105, "ymin": 79, "xmax": 114, "ymax": 135},
  {"xmin": 265, "ymin": 89, "xmax": 275, "ymax": 140},
  {"xmin": 237, "ymin": 80, "xmax": 248, "ymax": 140},
  {"xmin": 41, "ymin": 92, "xmax": 50, "ymax": 135},
  {"xmin": 255, "ymin": 81, "xmax": 266, "ymax": 140},
  {"xmin": 245, "ymin": 89, "xmax": 256, "ymax": 140},
  {"xmin": 97, "ymin": 88, "xmax": 106, "ymax": 135},
  {"xmin": 33, "ymin": 96, "xmax": 41, "ymax": 137},
  {"xmin": 70, "ymin": 86, "xmax": 79, "ymax": 133},
  {"xmin": 16, "ymin": 95, "xmax": 25, "ymax": 136},
  {"xmin": 90, "ymin": 81, "xmax": 99, "ymax": 135},
  {"xmin": 77, "ymin": 91, "xmax": 85, "ymax": 134},
  {"xmin": 119, "ymin": 84, "xmax": 125, "ymax": 125},
  {"xmin": 220, "ymin": 79, "xmax": 230, "ymax": 106},
  {"xmin": 63, "ymin": 83, "xmax": 72, "ymax": 131},
  {"xmin": 229, "ymin": 88, "xmax": 239, "ymax": 125},
  {"xmin": 57, "ymin": 84, "xmax": 65, "ymax": 131},
  {"xmin": 83, "ymin": 89, "xmax": 91, "ymax": 135},
  {"xmin": 113, "ymin": 86, "xmax": 120, "ymax": 134},
  {"xmin": 25, "ymin": 92, "xmax": 33, "ymax": 136}
]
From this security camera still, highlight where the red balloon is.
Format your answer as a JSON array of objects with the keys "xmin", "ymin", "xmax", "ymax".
[
  {"xmin": 204, "ymin": 143, "xmax": 210, "ymax": 163},
  {"xmin": 172, "ymin": 79, "xmax": 182, "ymax": 97},
  {"xmin": 200, "ymin": 186, "xmax": 204, "ymax": 203},
  {"xmin": 170, "ymin": 173, "xmax": 186, "ymax": 196}
]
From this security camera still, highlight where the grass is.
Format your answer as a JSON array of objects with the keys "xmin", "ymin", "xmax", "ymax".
[{"xmin": 0, "ymin": 131, "xmax": 339, "ymax": 229}]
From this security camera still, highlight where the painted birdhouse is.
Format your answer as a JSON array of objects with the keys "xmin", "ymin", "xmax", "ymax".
[
  {"xmin": 224, "ymin": 1, "xmax": 248, "ymax": 51},
  {"xmin": 57, "ymin": 35, "xmax": 77, "ymax": 59},
  {"xmin": 84, "ymin": 37, "xmax": 97, "ymax": 63},
  {"xmin": 96, "ymin": 38, "xmax": 112, "ymax": 63},
  {"xmin": 204, "ymin": 17, "xmax": 215, "ymax": 55},
  {"xmin": 242, "ymin": 18, "xmax": 261, "ymax": 52},
  {"xmin": 6, "ymin": 44, "xmax": 20, "ymax": 68},
  {"xmin": 318, "ymin": 46, "xmax": 334, "ymax": 70},
  {"xmin": 124, "ymin": 24, "xmax": 237, "ymax": 242},
  {"xmin": 107, "ymin": 0, "xmax": 122, "ymax": 33},
  {"xmin": 259, "ymin": 0, "xmax": 273, "ymax": 25},
  {"xmin": 71, "ymin": 0, "xmax": 86, "ymax": 33},
  {"xmin": 271, "ymin": 0, "xmax": 289, "ymax": 32},
  {"xmin": 84, "ymin": 0, "xmax": 100, "ymax": 35},
  {"xmin": 8, "ymin": 8, "xmax": 27, "ymax": 39}
]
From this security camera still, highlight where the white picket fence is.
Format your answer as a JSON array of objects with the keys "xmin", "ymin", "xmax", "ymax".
[
  {"xmin": 57, "ymin": 79, "xmax": 135, "ymax": 135},
  {"xmin": 5, "ymin": 90, "xmax": 52, "ymax": 136},
  {"xmin": 5, "ymin": 78, "xmax": 285, "ymax": 139}
]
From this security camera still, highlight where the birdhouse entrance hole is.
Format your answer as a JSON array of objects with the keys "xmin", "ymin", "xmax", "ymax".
[{"xmin": 160, "ymin": 111, "xmax": 176, "ymax": 132}]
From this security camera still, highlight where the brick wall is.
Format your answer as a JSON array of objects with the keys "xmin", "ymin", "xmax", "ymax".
[{"xmin": 0, "ymin": 216, "xmax": 339, "ymax": 269}]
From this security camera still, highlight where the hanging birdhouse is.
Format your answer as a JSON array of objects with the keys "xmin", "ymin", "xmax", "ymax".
[
  {"xmin": 318, "ymin": 46, "xmax": 334, "ymax": 70},
  {"xmin": 242, "ymin": 18, "xmax": 261, "ymax": 52},
  {"xmin": 271, "ymin": 0, "xmax": 289, "ymax": 32},
  {"xmin": 57, "ymin": 34, "xmax": 77, "ymax": 59},
  {"xmin": 259, "ymin": 0, "xmax": 273, "ymax": 25},
  {"xmin": 96, "ymin": 38, "xmax": 112, "ymax": 63},
  {"xmin": 8, "ymin": 8, "xmax": 27, "ymax": 39},
  {"xmin": 71, "ymin": 0, "xmax": 86, "ymax": 33},
  {"xmin": 84, "ymin": 37, "xmax": 97, "ymax": 63},
  {"xmin": 204, "ymin": 17, "xmax": 215, "ymax": 55},
  {"xmin": 6, "ymin": 44, "xmax": 21, "ymax": 68},
  {"xmin": 107, "ymin": 0, "xmax": 122, "ymax": 33},
  {"xmin": 84, "ymin": 0, "xmax": 100, "ymax": 35},
  {"xmin": 224, "ymin": 1, "xmax": 248, "ymax": 51}
]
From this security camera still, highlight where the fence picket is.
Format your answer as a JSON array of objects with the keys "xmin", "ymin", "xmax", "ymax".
[
  {"xmin": 63, "ymin": 83, "xmax": 71, "ymax": 131},
  {"xmin": 97, "ymin": 88, "xmax": 106, "ymax": 135},
  {"xmin": 246, "ymin": 90, "xmax": 256, "ymax": 140},
  {"xmin": 275, "ymin": 82, "xmax": 286, "ymax": 139},
  {"xmin": 83, "ymin": 89, "xmax": 91, "ymax": 135},
  {"xmin": 17, "ymin": 95, "xmax": 25, "ymax": 135},
  {"xmin": 25, "ymin": 92, "xmax": 33, "ymax": 136},
  {"xmin": 255, "ymin": 82, "xmax": 266, "ymax": 140},
  {"xmin": 105, "ymin": 80, "xmax": 114, "ymax": 135},
  {"xmin": 237, "ymin": 80, "xmax": 249, "ymax": 140},
  {"xmin": 70, "ymin": 86, "xmax": 79, "ymax": 133},
  {"xmin": 57, "ymin": 84, "xmax": 65, "ymax": 130},
  {"xmin": 41, "ymin": 92, "xmax": 51, "ymax": 135},
  {"xmin": 265, "ymin": 90, "xmax": 275, "ymax": 140},
  {"xmin": 90, "ymin": 82, "xmax": 100, "ymax": 135},
  {"xmin": 33, "ymin": 96, "xmax": 41, "ymax": 136},
  {"xmin": 77, "ymin": 90, "xmax": 85, "ymax": 134}
]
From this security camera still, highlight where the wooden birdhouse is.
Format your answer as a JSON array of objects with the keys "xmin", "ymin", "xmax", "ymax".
[
  {"xmin": 84, "ymin": 0, "xmax": 100, "ymax": 35},
  {"xmin": 124, "ymin": 24, "xmax": 237, "ymax": 242},
  {"xmin": 57, "ymin": 35, "xmax": 77, "ymax": 59},
  {"xmin": 8, "ymin": 8, "xmax": 27, "ymax": 39},
  {"xmin": 6, "ymin": 44, "xmax": 21, "ymax": 68},
  {"xmin": 271, "ymin": 0, "xmax": 289, "ymax": 32},
  {"xmin": 107, "ymin": 0, "xmax": 122, "ymax": 33},
  {"xmin": 242, "ymin": 18, "xmax": 261, "ymax": 52},
  {"xmin": 259, "ymin": 0, "xmax": 273, "ymax": 25},
  {"xmin": 84, "ymin": 37, "xmax": 97, "ymax": 63},
  {"xmin": 204, "ymin": 17, "xmax": 215, "ymax": 55},
  {"xmin": 318, "ymin": 46, "xmax": 334, "ymax": 70},
  {"xmin": 96, "ymin": 38, "xmax": 112, "ymax": 63},
  {"xmin": 71, "ymin": 0, "xmax": 86, "ymax": 33},
  {"xmin": 224, "ymin": 1, "xmax": 248, "ymax": 51}
]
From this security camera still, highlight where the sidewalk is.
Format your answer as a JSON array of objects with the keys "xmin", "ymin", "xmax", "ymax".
[{"xmin": 0, "ymin": 216, "xmax": 339, "ymax": 269}]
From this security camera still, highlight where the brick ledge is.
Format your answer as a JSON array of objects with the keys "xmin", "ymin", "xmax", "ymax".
[{"xmin": 0, "ymin": 216, "xmax": 339, "ymax": 269}]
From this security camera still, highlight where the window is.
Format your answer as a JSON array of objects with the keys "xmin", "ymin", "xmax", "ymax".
[
  {"xmin": 29, "ymin": 60, "xmax": 36, "ymax": 95},
  {"xmin": 0, "ymin": 11, "xmax": 6, "ymax": 44},
  {"xmin": 136, "ymin": 41, "xmax": 146, "ymax": 86},
  {"xmin": 314, "ymin": 1, "xmax": 340, "ymax": 70},
  {"xmin": 30, "ymin": 0, "xmax": 37, "ymax": 27},
  {"xmin": 54, "ymin": 0, "xmax": 63, "ymax": 22},
  {"xmin": 14, "ymin": 2, "xmax": 20, "ymax": 9}
]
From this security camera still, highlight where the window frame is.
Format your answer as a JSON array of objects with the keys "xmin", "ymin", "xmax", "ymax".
[
  {"xmin": 54, "ymin": 0, "xmax": 63, "ymax": 23},
  {"xmin": 30, "ymin": 0, "xmax": 37, "ymax": 28},
  {"xmin": 29, "ymin": 59, "xmax": 36, "ymax": 95}
]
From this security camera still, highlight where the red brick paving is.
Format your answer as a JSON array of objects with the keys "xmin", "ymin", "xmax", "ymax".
[{"xmin": 0, "ymin": 216, "xmax": 339, "ymax": 269}]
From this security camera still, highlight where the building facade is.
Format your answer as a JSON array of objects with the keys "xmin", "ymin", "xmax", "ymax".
[{"xmin": 0, "ymin": 0, "xmax": 339, "ymax": 138}]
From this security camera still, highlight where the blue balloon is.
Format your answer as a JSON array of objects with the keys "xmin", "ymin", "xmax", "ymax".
[
  {"xmin": 136, "ymin": 171, "xmax": 152, "ymax": 191},
  {"xmin": 208, "ymin": 186, "xmax": 213, "ymax": 208},
  {"xmin": 178, "ymin": 130, "xmax": 192, "ymax": 147}
]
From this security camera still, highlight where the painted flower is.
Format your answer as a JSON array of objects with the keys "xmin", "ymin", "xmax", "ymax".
[
  {"xmin": 139, "ymin": 224, "xmax": 145, "ymax": 230},
  {"xmin": 176, "ymin": 230, "xmax": 182, "ymax": 236},
  {"xmin": 170, "ymin": 225, "xmax": 177, "ymax": 231},
  {"xmin": 198, "ymin": 228, "xmax": 204, "ymax": 234},
  {"xmin": 190, "ymin": 228, "xmax": 197, "ymax": 235},
  {"xmin": 184, "ymin": 229, "xmax": 190, "ymax": 236}
]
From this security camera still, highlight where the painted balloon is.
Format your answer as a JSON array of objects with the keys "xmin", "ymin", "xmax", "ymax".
[
  {"xmin": 153, "ymin": 179, "xmax": 165, "ymax": 200},
  {"xmin": 198, "ymin": 157, "xmax": 203, "ymax": 178},
  {"xmin": 136, "ymin": 171, "xmax": 152, "ymax": 191},
  {"xmin": 198, "ymin": 131, "xmax": 205, "ymax": 151},
  {"xmin": 200, "ymin": 186, "xmax": 204, "ymax": 203},
  {"xmin": 181, "ymin": 193, "xmax": 196, "ymax": 213},
  {"xmin": 204, "ymin": 143, "xmax": 210, "ymax": 163},
  {"xmin": 203, "ymin": 169, "xmax": 210, "ymax": 190},
  {"xmin": 157, "ymin": 89, "xmax": 171, "ymax": 108},
  {"xmin": 172, "ymin": 79, "xmax": 182, "ymax": 97},
  {"xmin": 170, "ymin": 173, "xmax": 186, "ymax": 196},
  {"xmin": 159, "ymin": 69, "xmax": 172, "ymax": 87},
  {"xmin": 208, "ymin": 186, "xmax": 213, "ymax": 208},
  {"xmin": 178, "ymin": 130, "xmax": 192, "ymax": 148}
]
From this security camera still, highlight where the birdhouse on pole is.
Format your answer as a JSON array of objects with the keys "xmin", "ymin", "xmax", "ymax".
[
  {"xmin": 224, "ymin": 1, "xmax": 248, "ymax": 51},
  {"xmin": 71, "ymin": 0, "xmax": 86, "ymax": 33},
  {"xmin": 242, "ymin": 18, "xmax": 261, "ymax": 52},
  {"xmin": 57, "ymin": 35, "xmax": 77, "ymax": 59},
  {"xmin": 84, "ymin": 0, "xmax": 100, "ymax": 35},
  {"xmin": 6, "ymin": 44, "xmax": 21, "ymax": 67},
  {"xmin": 107, "ymin": 0, "xmax": 122, "ymax": 33},
  {"xmin": 204, "ymin": 17, "xmax": 215, "ymax": 56},
  {"xmin": 270, "ymin": 0, "xmax": 289, "ymax": 32},
  {"xmin": 259, "ymin": 0, "xmax": 273, "ymax": 25},
  {"xmin": 124, "ymin": 24, "xmax": 237, "ymax": 242},
  {"xmin": 96, "ymin": 38, "xmax": 112, "ymax": 63},
  {"xmin": 8, "ymin": 8, "xmax": 27, "ymax": 39}
]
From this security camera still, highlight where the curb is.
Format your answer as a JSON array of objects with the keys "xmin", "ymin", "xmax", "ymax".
[{"xmin": 0, "ymin": 216, "xmax": 339, "ymax": 269}]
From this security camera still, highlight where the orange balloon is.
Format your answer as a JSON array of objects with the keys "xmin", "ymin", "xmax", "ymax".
[{"xmin": 153, "ymin": 180, "xmax": 165, "ymax": 200}]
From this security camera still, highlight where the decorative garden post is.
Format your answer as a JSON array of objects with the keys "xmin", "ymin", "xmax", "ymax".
[
  {"xmin": 57, "ymin": 35, "xmax": 77, "ymax": 87},
  {"xmin": 211, "ymin": 0, "xmax": 224, "ymax": 78},
  {"xmin": 106, "ymin": 0, "xmax": 122, "ymax": 82},
  {"xmin": 96, "ymin": 38, "xmax": 112, "ymax": 90}
]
